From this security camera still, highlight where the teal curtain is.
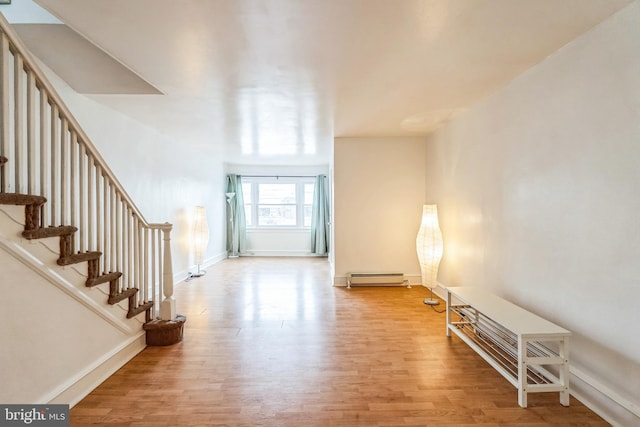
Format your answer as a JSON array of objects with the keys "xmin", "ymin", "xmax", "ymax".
[
  {"xmin": 226, "ymin": 174, "xmax": 247, "ymax": 255},
  {"xmin": 310, "ymin": 174, "xmax": 329, "ymax": 255}
]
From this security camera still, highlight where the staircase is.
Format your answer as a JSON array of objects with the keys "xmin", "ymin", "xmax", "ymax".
[
  {"xmin": 0, "ymin": 13, "xmax": 176, "ymax": 328},
  {"xmin": 0, "ymin": 167, "xmax": 153, "ymax": 320}
]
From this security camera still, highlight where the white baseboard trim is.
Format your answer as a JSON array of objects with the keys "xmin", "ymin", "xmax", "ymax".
[
  {"xmin": 242, "ymin": 250, "xmax": 325, "ymax": 257},
  {"xmin": 44, "ymin": 332, "xmax": 147, "ymax": 407},
  {"xmin": 432, "ymin": 284, "xmax": 447, "ymax": 300},
  {"xmin": 569, "ymin": 366, "xmax": 640, "ymax": 427},
  {"xmin": 175, "ymin": 251, "xmax": 227, "ymax": 283},
  {"xmin": 333, "ymin": 275, "xmax": 347, "ymax": 286}
]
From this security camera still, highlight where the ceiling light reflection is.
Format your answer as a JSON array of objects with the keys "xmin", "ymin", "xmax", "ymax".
[{"xmin": 235, "ymin": 88, "xmax": 318, "ymax": 158}]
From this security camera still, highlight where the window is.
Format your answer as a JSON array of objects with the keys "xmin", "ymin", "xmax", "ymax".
[
  {"xmin": 303, "ymin": 183, "xmax": 314, "ymax": 227},
  {"xmin": 242, "ymin": 177, "xmax": 315, "ymax": 228},
  {"xmin": 242, "ymin": 182, "xmax": 252, "ymax": 226},
  {"xmin": 258, "ymin": 183, "xmax": 296, "ymax": 226}
]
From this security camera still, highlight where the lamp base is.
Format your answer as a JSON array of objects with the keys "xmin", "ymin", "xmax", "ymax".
[
  {"xmin": 186, "ymin": 266, "xmax": 206, "ymax": 281},
  {"xmin": 423, "ymin": 298, "xmax": 440, "ymax": 306}
]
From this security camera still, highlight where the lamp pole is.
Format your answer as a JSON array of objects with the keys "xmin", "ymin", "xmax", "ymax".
[{"xmin": 226, "ymin": 192, "xmax": 237, "ymax": 258}]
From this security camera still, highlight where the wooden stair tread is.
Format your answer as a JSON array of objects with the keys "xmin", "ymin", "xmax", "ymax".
[
  {"xmin": 108, "ymin": 287, "xmax": 138, "ymax": 305},
  {"xmin": 86, "ymin": 271, "xmax": 122, "ymax": 288},
  {"xmin": 22, "ymin": 225, "xmax": 77, "ymax": 240},
  {"xmin": 57, "ymin": 251, "xmax": 102, "ymax": 266},
  {"xmin": 0, "ymin": 193, "xmax": 46, "ymax": 206},
  {"xmin": 127, "ymin": 301, "xmax": 154, "ymax": 319}
]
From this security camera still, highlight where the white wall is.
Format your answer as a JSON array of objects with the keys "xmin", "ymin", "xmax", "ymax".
[
  {"xmin": 0, "ymin": 223, "xmax": 146, "ymax": 406},
  {"xmin": 334, "ymin": 137, "xmax": 426, "ymax": 285},
  {"xmin": 225, "ymin": 163, "xmax": 329, "ymax": 256},
  {"xmin": 40, "ymin": 63, "xmax": 227, "ymax": 279},
  {"xmin": 424, "ymin": 2, "xmax": 640, "ymax": 424}
]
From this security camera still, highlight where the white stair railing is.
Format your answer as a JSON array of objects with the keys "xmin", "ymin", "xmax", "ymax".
[{"xmin": 0, "ymin": 12, "xmax": 174, "ymax": 322}]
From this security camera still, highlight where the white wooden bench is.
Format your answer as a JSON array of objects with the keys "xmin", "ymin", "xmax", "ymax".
[{"xmin": 445, "ymin": 286, "xmax": 570, "ymax": 408}]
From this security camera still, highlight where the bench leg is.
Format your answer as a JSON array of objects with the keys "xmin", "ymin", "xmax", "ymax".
[
  {"xmin": 446, "ymin": 291, "xmax": 452, "ymax": 337},
  {"xmin": 518, "ymin": 336, "xmax": 528, "ymax": 408},
  {"xmin": 559, "ymin": 337, "xmax": 570, "ymax": 406}
]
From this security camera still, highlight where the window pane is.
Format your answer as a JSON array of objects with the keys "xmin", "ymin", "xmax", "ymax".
[
  {"xmin": 242, "ymin": 183, "xmax": 252, "ymax": 203},
  {"xmin": 258, "ymin": 205, "xmax": 296, "ymax": 225},
  {"xmin": 304, "ymin": 205, "xmax": 313, "ymax": 227},
  {"xmin": 258, "ymin": 184, "xmax": 296, "ymax": 204},
  {"xmin": 304, "ymin": 183, "xmax": 315, "ymax": 204},
  {"xmin": 244, "ymin": 204, "xmax": 252, "ymax": 226}
]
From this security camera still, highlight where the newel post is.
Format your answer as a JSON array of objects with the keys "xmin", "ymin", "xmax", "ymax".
[
  {"xmin": 160, "ymin": 223, "xmax": 176, "ymax": 321},
  {"xmin": 144, "ymin": 222, "xmax": 185, "ymax": 346}
]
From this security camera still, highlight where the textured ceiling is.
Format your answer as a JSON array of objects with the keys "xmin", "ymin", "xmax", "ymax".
[{"xmin": 10, "ymin": 0, "xmax": 634, "ymax": 165}]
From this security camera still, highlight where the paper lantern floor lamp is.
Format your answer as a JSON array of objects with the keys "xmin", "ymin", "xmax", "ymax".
[
  {"xmin": 416, "ymin": 204, "xmax": 443, "ymax": 306},
  {"xmin": 191, "ymin": 206, "xmax": 209, "ymax": 278}
]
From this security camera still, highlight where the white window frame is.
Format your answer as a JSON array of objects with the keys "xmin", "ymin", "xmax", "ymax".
[{"xmin": 242, "ymin": 177, "xmax": 315, "ymax": 230}]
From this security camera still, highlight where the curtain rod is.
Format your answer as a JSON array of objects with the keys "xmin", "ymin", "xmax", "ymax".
[{"xmin": 239, "ymin": 174, "xmax": 325, "ymax": 179}]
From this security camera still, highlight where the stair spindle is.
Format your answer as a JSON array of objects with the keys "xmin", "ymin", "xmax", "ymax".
[
  {"xmin": 88, "ymin": 157, "xmax": 95, "ymax": 250},
  {"xmin": 39, "ymin": 90, "xmax": 49, "ymax": 224},
  {"xmin": 96, "ymin": 164, "xmax": 102, "ymax": 256},
  {"xmin": 26, "ymin": 69, "xmax": 36, "ymax": 195},
  {"xmin": 79, "ymin": 143, "xmax": 86, "ymax": 252},
  {"xmin": 14, "ymin": 53, "xmax": 24, "ymax": 194},
  {"xmin": 50, "ymin": 103, "xmax": 59, "ymax": 226},
  {"xmin": 0, "ymin": 32, "xmax": 10, "ymax": 193},
  {"xmin": 60, "ymin": 117, "xmax": 68, "ymax": 225},
  {"xmin": 70, "ymin": 131, "xmax": 77, "ymax": 238}
]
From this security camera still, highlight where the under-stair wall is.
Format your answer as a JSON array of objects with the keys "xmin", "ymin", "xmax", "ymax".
[{"xmin": 0, "ymin": 221, "xmax": 147, "ymax": 405}]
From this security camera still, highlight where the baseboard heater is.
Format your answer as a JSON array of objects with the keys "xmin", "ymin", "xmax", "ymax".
[{"xmin": 346, "ymin": 272, "xmax": 406, "ymax": 288}]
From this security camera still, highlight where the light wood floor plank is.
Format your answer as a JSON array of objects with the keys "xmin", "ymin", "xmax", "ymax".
[{"xmin": 71, "ymin": 257, "xmax": 608, "ymax": 426}]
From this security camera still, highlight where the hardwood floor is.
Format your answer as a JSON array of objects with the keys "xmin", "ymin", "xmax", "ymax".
[{"xmin": 71, "ymin": 257, "xmax": 608, "ymax": 426}]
